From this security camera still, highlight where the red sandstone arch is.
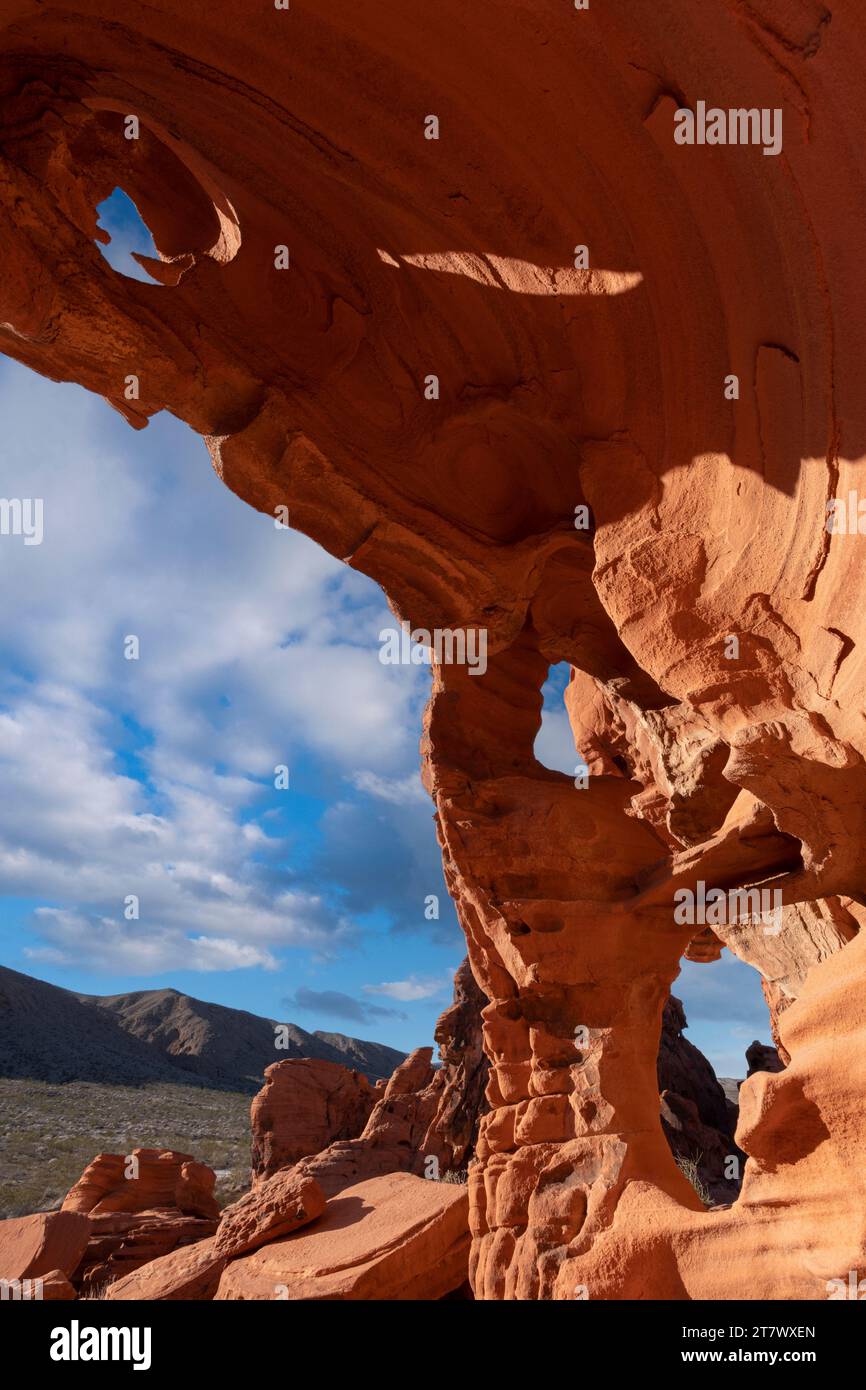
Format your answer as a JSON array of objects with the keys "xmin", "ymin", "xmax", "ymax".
[{"xmin": 0, "ymin": 0, "xmax": 864, "ymax": 1299}]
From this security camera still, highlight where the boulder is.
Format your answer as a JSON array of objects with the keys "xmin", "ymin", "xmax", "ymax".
[
  {"xmin": 104, "ymin": 1235, "xmax": 225, "ymax": 1302},
  {"xmin": 0, "ymin": 1211, "xmax": 91, "ymax": 1283},
  {"xmin": 746, "ymin": 1040, "xmax": 785, "ymax": 1078},
  {"xmin": 73, "ymin": 1210, "xmax": 218, "ymax": 1295},
  {"xmin": 62, "ymin": 1148, "xmax": 219, "ymax": 1219},
  {"xmin": 215, "ymin": 1170, "xmax": 326, "ymax": 1258},
  {"xmin": 106, "ymin": 1170, "xmax": 328, "ymax": 1299},
  {"xmin": 215, "ymin": 1172, "xmax": 469, "ymax": 1300},
  {"xmin": 61, "ymin": 1149, "xmax": 220, "ymax": 1293},
  {"xmin": 41, "ymin": 1270, "xmax": 78, "ymax": 1300},
  {"xmin": 250, "ymin": 1058, "xmax": 377, "ymax": 1182}
]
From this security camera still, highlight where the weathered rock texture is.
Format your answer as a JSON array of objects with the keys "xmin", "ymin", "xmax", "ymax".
[
  {"xmin": 1, "ymin": 0, "xmax": 865, "ymax": 1300},
  {"xmin": 422, "ymin": 956, "xmax": 490, "ymax": 1172},
  {"xmin": 62, "ymin": 1149, "xmax": 219, "ymax": 1292},
  {"xmin": 745, "ymin": 1040, "xmax": 785, "ymax": 1078},
  {"xmin": 250, "ymin": 1058, "xmax": 377, "ymax": 1182},
  {"xmin": 290, "ymin": 1048, "xmax": 441, "ymax": 1199},
  {"xmin": 216, "ymin": 1170, "xmax": 326, "ymax": 1258},
  {"xmin": 657, "ymin": 995, "xmax": 742, "ymax": 1205},
  {"xmin": 106, "ymin": 1171, "xmax": 327, "ymax": 1299},
  {"xmin": 0, "ymin": 1211, "xmax": 91, "ymax": 1286},
  {"xmin": 248, "ymin": 959, "xmax": 489, "ymax": 1197},
  {"xmin": 215, "ymin": 1172, "xmax": 469, "ymax": 1301},
  {"xmin": 62, "ymin": 1148, "xmax": 219, "ymax": 1219},
  {"xmin": 103, "ymin": 1235, "xmax": 226, "ymax": 1302},
  {"xmin": 78, "ymin": 1212, "xmax": 220, "ymax": 1297}
]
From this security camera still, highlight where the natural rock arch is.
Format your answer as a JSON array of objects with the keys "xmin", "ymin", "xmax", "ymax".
[{"xmin": 1, "ymin": 0, "xmax": 864, "ymax": 1299}]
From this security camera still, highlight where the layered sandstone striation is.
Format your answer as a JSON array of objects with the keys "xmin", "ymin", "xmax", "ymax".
[
  {"xmin": 106, "ymin": 1170, "xmax": 328, "ymax": 1300},
  {"xmin": 1, "ymin": 0, "xmax": 865, "ymax": 1299},
  {"xmin": 62, "ymin": 1149, "xmax": 219, "ymax": 1292},
  {"xmin": 62, "ymin": 1148, "xmax": 219, "ymax": 1219},
  {"xmin": 290, "ymin": 1049, "xmax": 441, "ymax": 1198},
  {"xmin": 248, "ymin": 959, "xmax": 489, "ymax": 1198}
]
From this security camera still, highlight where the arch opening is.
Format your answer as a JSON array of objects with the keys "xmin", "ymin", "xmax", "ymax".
[{"xmin": 95, "ymin": 187, "xmax": 162, "ymax": 285}]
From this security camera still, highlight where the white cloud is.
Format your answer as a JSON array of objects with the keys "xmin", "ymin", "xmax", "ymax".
[
  {"xmin": 533, "ymin": 706, "xmax": 577, "ymax": 775},
  {"xmin": 0, "ymin": 360, "xmax": 436, "ymax": 973},
  {"xmin": 27, "ymin": 910, "xmax": 279, "ymax": 972},
  {"xmin": 363, "ymin": 971, "xmax": 453, "ymax": 1002},
  {"xmin": 350, "ymin": 771, "xmax": 427, "ymax": 804},
  {"xmin": 0, "ymin": 679, "xmax": 356, "ymax": 969}
]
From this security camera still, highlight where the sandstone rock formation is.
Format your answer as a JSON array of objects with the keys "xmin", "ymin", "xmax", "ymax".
[
  {"xmin": 550, "ymin": 929, "xmax": 866, "ymax": 1299},
  {"xmin": 1, "ymin": 0, "xmax": 865, "ymax": 1300},
  {"xmin": 216, "ymin": 1170, "xmax": 326, "ymax": 1258},
  {"xmin": 290, "ymin": 1048, "xmax": 441, "ymax": 1198},
  {"xmin": 103, "ymin": 1235, "xmax": 226, "ymax": 1302},
  {"xmin": 38, "ymin": 1270, "xmax": 79, "ymax": 1300},
  {"xmin": 215, "ymin": 1172, "xmax": 469, "ymax": 1301},
  {"xmin": 745, "ymin": 1040, "xmax": 785, "ymax": 1078},
  {"xmin": 0, "ymin": 1211, "xmax": 91, "ymax": 1288},
  {"xmin": 421, "ymin": 956, "xmax": 490, "ymax": 1172},
  {"xmin": 657, "ymin": 995, "xmax": 742, "ymax": 1204},
  {"xmin": 250, "ymin": 1058, "xmax": 377, "ymax": 1182},
  {"xmin": 658, "ymin": 997, "xmax": 733, "ymax": 1139},
  {"xmin": 106, "ymin": 1171, "xmax": 327, "ymax": 1300},
  {"xmin": 249, "ymin": 960, "xmax": 489, "ymax": 1198},
  {"xmin": 63, "ymin": 1148, "xmax": 220, "ymax": 1219},
  {"xmin": 76, "ymin": 1211, "xmax": 219, "ymax": 1296},
  {"xmin": 62, "ymin": 1149, "xmax": 219, "ymax": 1292}
]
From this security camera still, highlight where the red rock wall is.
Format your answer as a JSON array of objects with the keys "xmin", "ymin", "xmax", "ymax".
[{"xmin": 2, "ymin": 0, "xmax": 865, "ymax": 1299}]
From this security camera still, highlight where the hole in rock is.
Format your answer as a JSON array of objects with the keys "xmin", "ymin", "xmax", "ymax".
[
  {"xmin": 662, "ymin": 952, "xmax": 775, "ymax": 1207},
  {"xmin": 94, "ymin": 187, "xmax": 162, "ymax": 285},
  {"xmin": 0, "ymin": 359, "xmax": 466, "ymax": 1223},
  {"xmin": 533, "ymin": 661, "xmax": 577, "ymax": 774},
  {"xmin": 675, "ymin": 950, "xmax": 773, "ymax": 1097}
]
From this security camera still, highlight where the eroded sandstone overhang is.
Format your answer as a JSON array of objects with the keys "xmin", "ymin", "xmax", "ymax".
[{"xmin": 0, "ymin": 0, "xmax": 864, "ymax": 1300}]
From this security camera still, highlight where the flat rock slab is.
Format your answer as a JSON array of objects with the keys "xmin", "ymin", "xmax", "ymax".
[
  {"xmin": 105, "ymin": 1235, "xmax": 225, "ymax": 1301},
  {"xmin": 0, "ymin": 1211, "xmax": 92, "ymax": 1281},
  {"xmin": 215, "ymin": 1172, "xmax": 469, "ymax": 1300}
]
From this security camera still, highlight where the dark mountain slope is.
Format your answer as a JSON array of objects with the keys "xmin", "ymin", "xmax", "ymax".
[{"xmin": 0, "ymin": 966, "xmax": 405, "ymax": 1091}]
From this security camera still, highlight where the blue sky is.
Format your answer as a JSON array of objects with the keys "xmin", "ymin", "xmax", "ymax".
[{"xmin": 0, "ymin": 190, "xmax": 769, "ymax": 1076}]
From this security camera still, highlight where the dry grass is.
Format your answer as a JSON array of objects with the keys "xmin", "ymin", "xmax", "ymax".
[
  {"xmin": 0, "ymin": 1077, "xmax": 252, "ymax": 1217},
  {"xmin": 440, "ymin": 1167, "xmax": 469, "ymax": 1185},
  {"xmin": 675, "ymin": 1151, "xmax": 713, "ymax": 1207}
]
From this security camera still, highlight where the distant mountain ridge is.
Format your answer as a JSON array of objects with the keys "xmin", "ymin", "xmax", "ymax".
[{"xmin": 0, "ymin": 965, "xmax": 407, "ymax": 1092}]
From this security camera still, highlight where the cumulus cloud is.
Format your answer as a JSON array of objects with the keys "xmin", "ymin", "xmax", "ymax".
[
  {"xmin": 533, "ymin": 706, "xmax": 577, "ymax": 775},
  {"xmin": 533, "ymin": 663, "xmax": 577, "ymax": 775},
  {"xmin": 0, "ymin": 675, "xmax": 356, "ymax": 968},
  {"xmin": 28, "ymin": 910, "xmax": 279, "ymax": 972},
  {"xmin": 0, "ymin": 358, "xmax": 439, "ymax": 974}
]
